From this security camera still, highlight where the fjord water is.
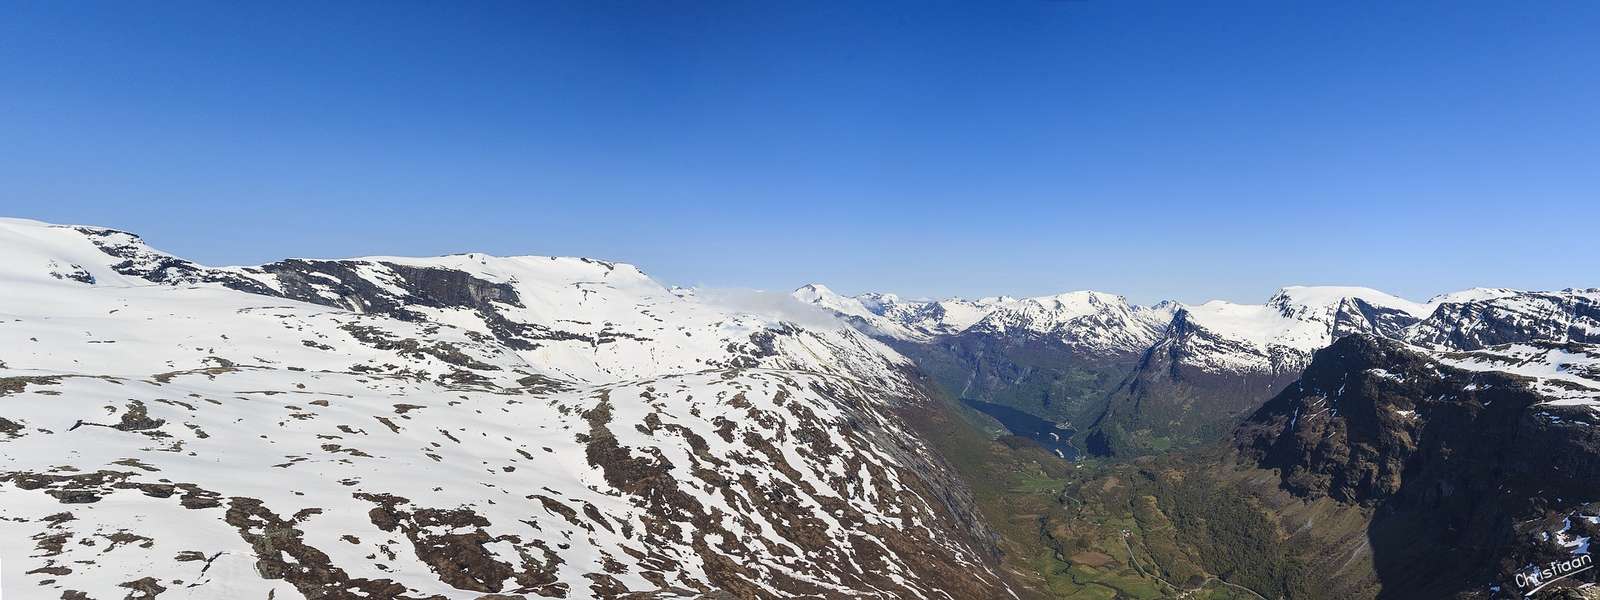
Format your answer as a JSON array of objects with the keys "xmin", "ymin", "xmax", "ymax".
[{"xmin": 960, "ymin": 398, "xmax": 1078, "ymax": 460}]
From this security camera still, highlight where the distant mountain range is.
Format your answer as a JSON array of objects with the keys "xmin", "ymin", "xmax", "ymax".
[{"xmin": 795, "ymin": 282, "xmax": 1600, "ymax": 454}]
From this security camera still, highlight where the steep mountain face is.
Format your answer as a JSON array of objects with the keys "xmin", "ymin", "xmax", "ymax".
[
  {"xmin": 799, "ymin": 283, "xmax": 1600, "ymax": 457},
  {"xmin": 0, "ymin": 219, "xmax": 1013, "ymax": 600},
  {"xmin": 1236, "ymin": 335, "xmax": 1600, "ymax": 598}
]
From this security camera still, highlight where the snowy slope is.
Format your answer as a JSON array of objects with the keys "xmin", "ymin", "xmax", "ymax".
[
  {"xmin": 0, "ymin": 218, "xmax": 1009, "ymax": 600},
  {"xmin": 1437, "ymin": 342, "xmax": 1600, "ymax": 406}
]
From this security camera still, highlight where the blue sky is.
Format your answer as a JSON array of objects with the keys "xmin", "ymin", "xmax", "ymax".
[{"xmin": 2, "ymin": 1, "xmax": 1596, "ymax": 304}]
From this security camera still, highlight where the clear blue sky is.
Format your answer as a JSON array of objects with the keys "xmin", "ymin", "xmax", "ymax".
[{"xmin": 2, "ymin": 1, "xmax": 1596, "ymax": 304}]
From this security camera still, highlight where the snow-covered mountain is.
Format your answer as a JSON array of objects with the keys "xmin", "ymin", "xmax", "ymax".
[
  {"xmin": 1407, "ymin": 288, "xmax": 1600, "ymax": 351},
  {"xmin": 0, "ymin": 218, "xmax": 1012, "ymax": 600}
]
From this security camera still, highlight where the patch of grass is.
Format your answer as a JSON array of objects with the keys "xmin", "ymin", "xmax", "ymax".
[{"xmin": 1013, "ymin": 472, "xmax": 1070, "ymax": 495}]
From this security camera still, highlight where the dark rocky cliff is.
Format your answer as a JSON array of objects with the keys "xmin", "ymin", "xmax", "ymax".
[{"xmin": 1236, "ymin": 335, "xmax": 1600, "ymax": 598}]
